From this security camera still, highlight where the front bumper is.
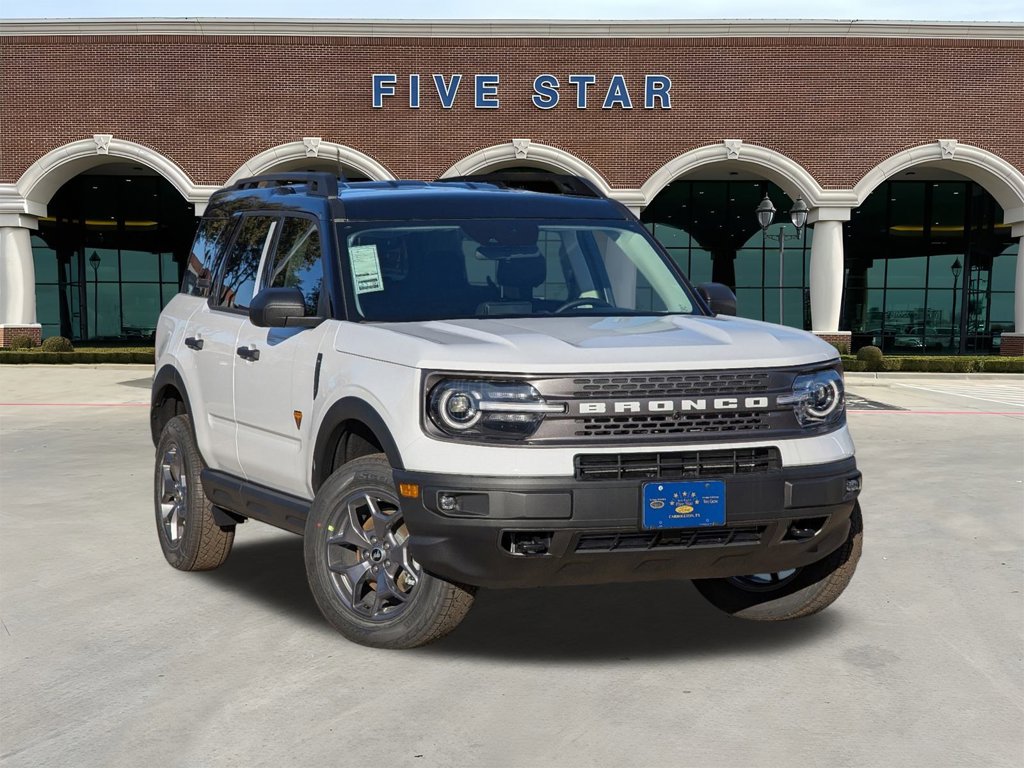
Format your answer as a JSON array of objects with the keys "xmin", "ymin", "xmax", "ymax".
[{"xmin": 393, "ymin": 457, "xmax": 861, "ymax": 589}]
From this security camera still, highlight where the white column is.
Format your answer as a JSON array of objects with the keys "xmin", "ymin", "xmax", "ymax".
[
  {"xmin": 807, "ymin": 210, "xmax": 849, "ymax": 333},
  {"xmin": 0, "ymin": 223, "xmax": 38, "ymax": 326}
]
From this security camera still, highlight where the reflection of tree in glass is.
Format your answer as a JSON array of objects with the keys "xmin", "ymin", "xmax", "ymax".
[
  {"xmin": 220, "ymin": 217, "xmax": 275, "ymax": 308},
  {"xmin": 270, "ymin": 218, "xmax": 323, "ymax": 315}
]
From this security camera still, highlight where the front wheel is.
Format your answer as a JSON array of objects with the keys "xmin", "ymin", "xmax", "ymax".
[
  {"xmin": 304, "ymin": 454, "xmax": 474, "ymax": 649},
  {"xmin": 153, "ymin": 414, "xmax": 234, "ymax": 571},
  {"xmin": 694, "ymin": 503, "xmax": 863, "ymax": 621}
]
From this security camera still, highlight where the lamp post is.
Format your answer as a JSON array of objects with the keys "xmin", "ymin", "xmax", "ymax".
[
  {"xmin": 756, "ymin": 194, "xmax": 808, "ymax": 325},
  {"xmin": 949, "ymin": 257, "xmax": 962, "ymax": 352},
  {"xmin": 89, "ymin": 251, "xmax": 101, "ymax": 339}
]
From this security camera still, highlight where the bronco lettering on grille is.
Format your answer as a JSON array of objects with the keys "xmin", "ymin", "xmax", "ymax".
[{"xmin": 573, "ymin": 396, "xmax": 771, "ymax": 416}]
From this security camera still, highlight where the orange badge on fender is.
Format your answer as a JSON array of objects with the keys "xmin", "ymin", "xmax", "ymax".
[{"xmin": 293, "ymin": 410, "xmax": 303, "ymax": 429}]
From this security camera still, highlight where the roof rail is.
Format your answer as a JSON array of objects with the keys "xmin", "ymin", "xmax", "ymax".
[
  {"xmin": 229, "ymin": 172, "xmax": 340, "ymax": 197},
  {"xmin": 437, "ymin": 172, "xmax": 604, "ymax": 198}
]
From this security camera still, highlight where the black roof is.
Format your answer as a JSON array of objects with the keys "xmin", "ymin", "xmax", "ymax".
[{"xmin": 207, "ymin": 174, "xmax": 629, "ymax": 222}]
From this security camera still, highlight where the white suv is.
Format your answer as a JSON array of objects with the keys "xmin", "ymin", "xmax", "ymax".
[{"xmin": 151, "ymin": 172, "xmax": 863, "ymax": 649}]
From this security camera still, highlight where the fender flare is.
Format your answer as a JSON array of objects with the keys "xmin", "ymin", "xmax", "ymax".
[
  {"xmin": 311, "ymin": 397, "xmax": 405, "ymax": 492},
  {"xmin": 150, "ymin": 364, "xmax": 194, "ymax": 445}
]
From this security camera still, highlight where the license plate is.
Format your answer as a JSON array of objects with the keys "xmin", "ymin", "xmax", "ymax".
[{"xmin": 642, "ymin": 480, "xmax": 726, "ymax": 530}]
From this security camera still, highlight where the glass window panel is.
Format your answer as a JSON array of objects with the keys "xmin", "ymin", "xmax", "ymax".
[
  {"xmin": 664, "ymin": 249, "xmax": 687, "ymax": 274},
  {"xmin": 216, "ymin": 216, "xmax": 277, "ymax": 310},
  {"xmin": 162, "ymin": 283, "xmax": 180, "ymax": 307},
  {"xmin": 991, "ymin": 243, "xmax": 1018, "ymax": 291},
  {"xmin": 31, "ymin": 235, "xmax": 59, "ymax": 284},
  {"xmin": 781, "ymin": 288, "xmax": 806, "ymax": 328},
  {"xmin": 734, "ymin": 249, "xmax": 763, "ymax": 287},
  {"xmin": 734, "ymin": 288, "xmax": 762, "ymax": 322},
  {"xmin": 120, "ymin": 249, "xmax": 161, "ymax": 282},
  {"xmin": 86, "ymin": 248, "xmax": 119, "ymax": 282},
  {"xmin": 122, "ymin": 284, "xmax": 161, "ymax": 338},
  {"xmin": 931, "ymin": 182, "xmax": 967, "ymax": 231},
  {"xmin": 41, "ymin": 323, "xmax": 61, "ymax": 340},
  {"xmin": 36, "ymin": 284, "xmax": 60, "ymax": 330},
  {"xmin": 93, "ymin": 282, "xmax": 122, "ymax": 339},
  {"xmin": 783, "ymin": 249, "xmax": 805, "ymax": 287},
  {"xmin": 268, "ymin": 217, "xmax": 324, "ymax": 315},
  {"xmin": 927, "ymin": 253, "xmax": 966, "ymax": 289},
  {"xmin": 888, "ymin": 182, "xmax": 925, "ymax": 239},
  {"xmin": 763, "ymin": 288, "xmax": 781, "ymax": 325},
  {"xmin": 989, "ymin": 293, "xmax": 1014, "ymax": 333},
  {"xmin": 885, "ymin": 255, "xmax": 929, "ymax": 289},
  {"xmin": 687, "ymin": 249, "xmax": 713, "ymax": 284},
  {"xmin": 651, "ymin": 224, "xmax": 690, "ymax": 248},
  {"xmin": 160, "ymin": 252, "xmax": 179, "ymax": 283}
]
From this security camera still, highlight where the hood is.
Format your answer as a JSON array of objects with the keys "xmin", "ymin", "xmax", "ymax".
[{"xmin": 336, "ymin": 314, "xmax": 840, "ymax": 373}]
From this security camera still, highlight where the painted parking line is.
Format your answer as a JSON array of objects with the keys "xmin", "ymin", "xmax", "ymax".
[{"xmin": 893, "ymin": 383, "xmax": 1024, "ymax": 408}]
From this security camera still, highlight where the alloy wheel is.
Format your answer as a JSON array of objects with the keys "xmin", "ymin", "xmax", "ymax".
[{"xmin": 159, "ymin": 444, "xmax": 188, "ymax": 544}]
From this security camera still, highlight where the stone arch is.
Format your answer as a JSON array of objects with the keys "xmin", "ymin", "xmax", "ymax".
[
  {"xmin": 439, "ymin": 141, "xmax": 614, "ymax": 198},
  {"xmin": 639, "ymin": 141, "xmax": 833, "ymax": 209},
  {"xmin": 16, "ymin": 136, "xmax": 209, "ymax": 212},
  {"xmin": 852, "ymin": 141, "xmax": 1024, "ymax": 228},
  {"xmin": 227, "ymin": 140, "xmax": 395, "ymax": 185}
]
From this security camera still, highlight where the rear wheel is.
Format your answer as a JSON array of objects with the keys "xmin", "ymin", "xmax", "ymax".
[
  {"xmin": 694, "ymin": 503, "xmax": 863, "ymax": 621},
  {"xmin": 153, "ymin": 414, "xmax": 234, "ymax": 571},
  {"xmin": 304, "ymin": 454, "xmax": 474, "ymax": 649}
]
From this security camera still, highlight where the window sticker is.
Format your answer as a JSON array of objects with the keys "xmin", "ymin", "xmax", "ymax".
[{"xmin": 350, "ymin": 245, "xmax": 384, "ymax": 294}]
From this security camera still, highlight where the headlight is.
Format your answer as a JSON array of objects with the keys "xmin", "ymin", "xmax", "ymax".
[
  {"xmin": 779, "ymin": 368, "xmax": 845, "ymax": 427},
  {"xmin": 428, "ymin": 379, "xmax": 565, "ymax": 439}
]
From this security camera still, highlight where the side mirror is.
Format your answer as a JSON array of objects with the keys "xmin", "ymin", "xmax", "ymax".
[
  {"xmin": 249, "ymin": 287, "xmax": 322, "ymax": 328},
  {"xmin": 697, "ymin": 283, "xmax": 737, "ymax": 317}
]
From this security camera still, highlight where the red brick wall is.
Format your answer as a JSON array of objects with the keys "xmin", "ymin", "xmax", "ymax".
[{"xmin": 2, "ymin": 34, "xmax": 1023, "ymax": 187}]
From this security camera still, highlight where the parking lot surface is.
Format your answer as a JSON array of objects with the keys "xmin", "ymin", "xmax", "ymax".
[{"xmin": 1, "ymin": 366, "xmax": 1022, "ymax": 768}]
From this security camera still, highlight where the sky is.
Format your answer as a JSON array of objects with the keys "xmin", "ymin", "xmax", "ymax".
[{"xmin": 1, "ymin": 0, "xmax": 1023, "ymax": 21}]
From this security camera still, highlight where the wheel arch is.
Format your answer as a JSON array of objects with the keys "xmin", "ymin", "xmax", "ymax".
[
  {"xmin": 312, "ymin": 397, "xmax": 405, "ymax": 493},
  {"xmin": 151, "ymin": 364, "xmax": 193, "ymax": 446}
]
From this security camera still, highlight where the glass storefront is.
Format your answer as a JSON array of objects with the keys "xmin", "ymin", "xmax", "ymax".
[
  {"xmin": 642, "ymin": 179, "xmax": 812, "ymax": 329},
  {"xmin": 844, "ymin": 180, "xmax": 1017, "ymax": 354},
  {"xmin": 643, "ymin": 177, "xmax": 1017, "ymax": 354},
  {"xmin": 32, "ymin": 174, "xmax": 197, "ymax": 342}
]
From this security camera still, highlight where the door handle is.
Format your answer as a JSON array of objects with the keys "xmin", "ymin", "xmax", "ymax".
[
  {"xmin": 184, "ymin": 336, "xmax": 204, "ymax": 351},
  {"xmin": 236, "ymin": 345, "xmax": 260, "ymax": 362}
]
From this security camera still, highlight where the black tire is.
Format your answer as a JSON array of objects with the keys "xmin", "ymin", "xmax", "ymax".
[
  {"xmin": 153, "ymin": 414, "xmax": 234, "ymax": 571},
  {"xmin": 693, "ymin": 502, "xmax": 863, "ymax": 621},
  {"xmin": 304, "ymin": 454, "xmax": 474, "ymax": 649}
]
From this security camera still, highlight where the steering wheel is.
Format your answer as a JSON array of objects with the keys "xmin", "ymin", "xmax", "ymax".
[{"xmin": 553, "ymin": 297, "xmax": 615, "ymax": 314}]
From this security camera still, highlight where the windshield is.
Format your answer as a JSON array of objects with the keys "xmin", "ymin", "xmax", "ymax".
[{"xmin": 339, "ymin": 219, "xmax": 700, "ymax": 322}]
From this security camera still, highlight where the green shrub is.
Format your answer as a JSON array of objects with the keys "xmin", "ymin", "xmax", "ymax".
[
  {"xmin": 0, "ymin": 350, "xmax": 154, "ymax": 364},
  {"xmin": 980, "ymin": 358, "xmax": 1024, "ymax": 373},
  {"xmin": 8, "ymin": 335, "xmax": 35, "ymax": 350},
  {"xmin": 856, "ymin": 345, "xmax": 883, "ymax": 363},
  {"xmin": 828, "ymin": 339, "xmax": 851, "ymax": 355},
  {"xmin": 879, "ymin": 357, "xmax": 903, "ymax": 371},
  {"xmin": 40, "ymin": 335, "xmax": 75, "ymax": 352},
  {"xmin": 840, "ymin": 358, "xmax": 867, "ymax": 372}
]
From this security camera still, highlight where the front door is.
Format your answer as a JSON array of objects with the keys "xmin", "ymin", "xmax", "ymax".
[{"xmin": 234, "ymin": 215, "xmax": 331, "ymax": 499}]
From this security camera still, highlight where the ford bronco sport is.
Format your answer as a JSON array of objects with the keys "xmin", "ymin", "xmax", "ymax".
[{"xmin": 151, "ymin": 172, "xmax": 862, "ymax": 649}]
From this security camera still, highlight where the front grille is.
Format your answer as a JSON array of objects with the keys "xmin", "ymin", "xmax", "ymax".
[
  {"xmin": 576, "ymin": 411, "xmax": 769, "ymax": 437},
  {"xmin": 570, "ymin": 372, "xmax": 770, "ymax": 399},
  {"xmin": 574, "ymin": 447, "xmax": 782, "ymax": 481},
  {"xmin": 576, "ymin": 526, "xmax": 765, "ymax": 553}
]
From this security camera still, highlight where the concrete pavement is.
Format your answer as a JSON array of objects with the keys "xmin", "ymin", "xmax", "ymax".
[{"xmin": 1, "ymin": 366, "xmax": 1022, "ymax": 767}]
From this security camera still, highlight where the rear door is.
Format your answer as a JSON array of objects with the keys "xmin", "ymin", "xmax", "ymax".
[
  {"xmin": 234, "ymin": 214, "xmax": 333, "ymax": 498},
  {"xmin": 188, "ymin": 214, "xmax": 278, "ymax": 476}
]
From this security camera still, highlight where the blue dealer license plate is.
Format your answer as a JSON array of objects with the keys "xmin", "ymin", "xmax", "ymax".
[{"xmin": 642, "ymin": 480, "xmax": 726, "ymax": 530}]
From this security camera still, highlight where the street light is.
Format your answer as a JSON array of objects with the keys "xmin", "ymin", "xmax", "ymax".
[
  {"xmin": 89, "ymin": 251, "xmax": 101, "ymax": 339},
  {"xmin": 756, "ymin": 194, "xmax": 808, "ymax": 325},
  {"xmin": 949, "ymin": 257, "xmax": 962, "ymax": 352}
]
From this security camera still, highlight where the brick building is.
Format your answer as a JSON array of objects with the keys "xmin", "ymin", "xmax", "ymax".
[{"xmin": 1, "ymin": 18, "xmax": 1022, "ymax": 353}]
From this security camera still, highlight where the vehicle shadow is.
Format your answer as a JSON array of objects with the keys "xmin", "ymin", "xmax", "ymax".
[{"xmin": 201, "ymin": 535, "xmax": 844, "ymax": 660}]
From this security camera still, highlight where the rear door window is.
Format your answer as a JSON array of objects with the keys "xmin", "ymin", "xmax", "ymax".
[{"xmin": 214, "ymin": 215, "xmax": 277, "ymax": 311}]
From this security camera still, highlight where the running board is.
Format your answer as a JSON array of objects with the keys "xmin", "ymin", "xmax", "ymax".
[{"xmin": 201, "ymin": 469, "xmax": 311, "ymax": 535}]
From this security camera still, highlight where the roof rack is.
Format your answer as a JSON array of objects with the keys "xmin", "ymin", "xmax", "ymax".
[
  {"xmin": 437, "ymin": 172, "xmax": 604, "ymax": 199},
  {"xmin": 229, "ymin": 172, "xmax": 340, "ymax": 197}
]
